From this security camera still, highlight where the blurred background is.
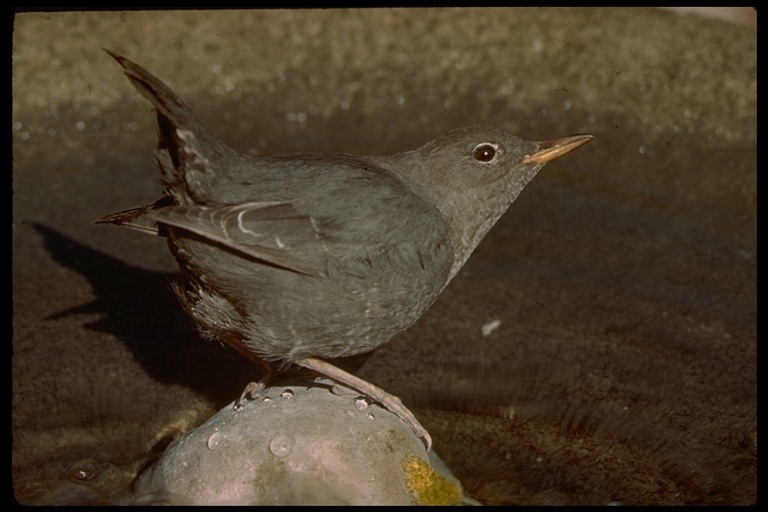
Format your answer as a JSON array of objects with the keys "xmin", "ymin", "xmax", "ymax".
[{"xmin": 12, "ymin": 8, "xmax": 755, "ymax": 505}]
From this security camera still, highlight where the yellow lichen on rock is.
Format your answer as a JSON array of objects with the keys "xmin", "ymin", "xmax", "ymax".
[{"xmin": 403, "ymin": 455, "xmax": 463, "ymax": 506}]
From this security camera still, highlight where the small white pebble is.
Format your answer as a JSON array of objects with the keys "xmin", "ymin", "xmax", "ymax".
[{"xmin": 481, "ymin": 319, "xmax": 501, "ymax": 336}]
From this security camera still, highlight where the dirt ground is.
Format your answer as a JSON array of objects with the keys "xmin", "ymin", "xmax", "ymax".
[{"xmin": 12, "ymin": 8, "xmax": 755, "ymax": 505}]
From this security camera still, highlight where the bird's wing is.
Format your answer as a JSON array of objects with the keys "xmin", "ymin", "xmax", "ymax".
[
  {"xmin": 97, "ymin": 161, "xmax": 455, "ymax": 279},
  {"xmin": 97, "ymin": 198, "xmax": 322, "ymax": 275},
  {"xmin": 155, "ymin": 201, "xmax": 322, "ymax": 275},
  {"xmin": 95, "ymin": 197, "xmax": 170, "ymax": 236}
]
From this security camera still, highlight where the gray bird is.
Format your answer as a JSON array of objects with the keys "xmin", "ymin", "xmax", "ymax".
[{"xmin": 98, "ymin": 50, "xmax": 591, "ymax": 451}]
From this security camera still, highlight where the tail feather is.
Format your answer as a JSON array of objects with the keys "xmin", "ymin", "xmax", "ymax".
[
  {"xmin": 105, "ymin": 49, "xmax": 233, "ymax": 205},
  {"xmin": 105, "ymin": 49, "xmax": 202, "ymax": 135}
]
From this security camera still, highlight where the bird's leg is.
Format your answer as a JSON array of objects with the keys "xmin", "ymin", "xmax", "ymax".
[
  {"xmin": 295, "ymin": 356, "xmax": 432, "ymax": 451},
  {"xmin": 232, "ymin": 348, "xmax": 274, "ymax": 411}
]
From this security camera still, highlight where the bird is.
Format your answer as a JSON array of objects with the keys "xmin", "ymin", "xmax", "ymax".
[{"xmin": 97, "ymin": 50, "xmax": 592, "ymax": 451}]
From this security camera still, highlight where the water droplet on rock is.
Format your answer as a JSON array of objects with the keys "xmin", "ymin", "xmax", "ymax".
[
  {"xmin": 207, "ymin": 431, "xmax": 221, "ymax": 450},
  {"xmin": 269, "ymin": 435, "xmax": 294, "ymax": 458}
]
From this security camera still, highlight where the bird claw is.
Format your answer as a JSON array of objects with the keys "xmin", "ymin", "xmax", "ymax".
[{"xmin": 233, "ymin": 380, "xmax": 265, "ymax": 411}]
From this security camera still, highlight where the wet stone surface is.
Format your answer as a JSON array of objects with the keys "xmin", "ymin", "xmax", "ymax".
[{"xmin": 134, "ymin": 378, "xmax": 469, "ymax": 505}]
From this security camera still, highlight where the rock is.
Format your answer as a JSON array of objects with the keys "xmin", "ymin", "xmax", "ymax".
[{"xmin": 134, "ymin": 378, "xmax": 472, "ymax": 505}]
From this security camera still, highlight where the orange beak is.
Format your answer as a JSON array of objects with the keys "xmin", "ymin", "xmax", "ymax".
[{"xmin": 523, "ymin": 134, "xmax": 593, "ymax": 165}]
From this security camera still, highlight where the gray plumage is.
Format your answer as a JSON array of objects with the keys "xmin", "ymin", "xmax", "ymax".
[{"xmin": 98, "ymin": 50, "xmax": 591, "ymax": 448}]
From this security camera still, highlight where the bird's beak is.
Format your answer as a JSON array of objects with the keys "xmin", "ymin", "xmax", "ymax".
[{"xmin": 523, "ymin": 134, "xmax": 593, "ymax": 165}]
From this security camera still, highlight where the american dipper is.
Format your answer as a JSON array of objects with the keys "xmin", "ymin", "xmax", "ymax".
[{"xmin": 98, "ymin": 51, "xmax": 592, "ymax": 451}]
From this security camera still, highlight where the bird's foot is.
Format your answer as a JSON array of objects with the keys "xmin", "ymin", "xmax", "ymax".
[
  {"xmin": 233, "ymin": 380, "xmax": 266, "ymax": 411},
  {"xmin": 295, "ymin": 356, "xmax": 432, "ymax": 451},
  {"xmin": 232, "ymin": 350, "xmax": 275, "ymax": 411}
]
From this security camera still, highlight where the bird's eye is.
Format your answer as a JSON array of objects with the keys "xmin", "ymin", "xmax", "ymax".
[{"xmin": 472, "ymin": 143, "xmax": 497, "ymax": 163}]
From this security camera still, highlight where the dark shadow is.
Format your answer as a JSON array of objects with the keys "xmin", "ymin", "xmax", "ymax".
[{"xmin": 31, "ymin": 223, "xmax": 256, "ymax": 406}]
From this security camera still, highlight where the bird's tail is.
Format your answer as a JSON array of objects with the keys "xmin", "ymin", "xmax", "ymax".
[{"xmin": 105, "ymin": 49, "xmax": 232, "ymax": 205}]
